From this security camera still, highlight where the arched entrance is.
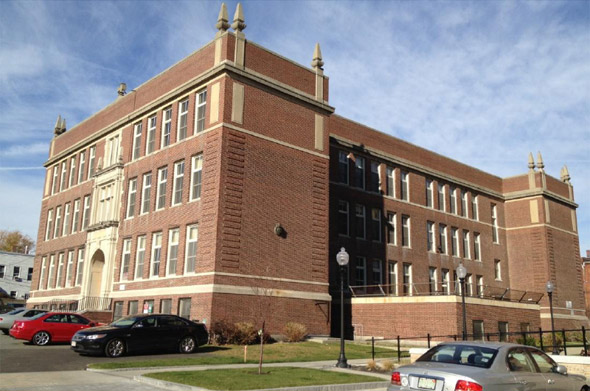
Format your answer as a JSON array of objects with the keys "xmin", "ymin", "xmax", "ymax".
[{"xmin": 89, "ymin": 250, "xmax": 105, "ymax": 297}]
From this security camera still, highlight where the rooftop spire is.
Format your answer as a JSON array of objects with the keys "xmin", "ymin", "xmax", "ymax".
[
  {"xmin": 528, "ymin": 152, "xmax": 535, "ymax": 172},
  {"xmin": 54, "ymin": 115, "xmax": 66, "ymax": 136},
  {"xmin": 536, "ymin": 151, "xmax": 545, "ymax": 172},
  {"xmin": 561, "ymin": 165, "xmax": 571, "ymax": 183},
  {"xmin": 311, "ymin": 43, "xmax": 324, "ymax": 70},
  {"xmin": 216, "ymin": 3, "xmax": 230, "ymax": 34},
  {"xmin": 232, "ymin": 3, "xmax": 246, "ymax": 32}
]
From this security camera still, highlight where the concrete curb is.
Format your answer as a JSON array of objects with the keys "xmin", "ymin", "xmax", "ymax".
[{"xmin": 135, "ymin": 375, "xmax": 389, "ymax": 391}]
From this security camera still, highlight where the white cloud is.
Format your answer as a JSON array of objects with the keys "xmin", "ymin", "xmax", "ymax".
[{"xmin": 0, "ymin": 143, "xmax": 48, "ymax": 159}]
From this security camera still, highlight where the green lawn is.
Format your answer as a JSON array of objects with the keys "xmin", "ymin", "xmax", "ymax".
[
  {"xmin": 89, "ymin": 341, "xmax": 403, "ymax": 369},
  {"xmin": 145, "ymin": 367, "xmax": 384, "ymax": 390}
]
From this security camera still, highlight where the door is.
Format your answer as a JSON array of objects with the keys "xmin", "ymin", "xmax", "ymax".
[
  {"xmin": 127, "ymin": 316, "xmax": 160, "ymax": 353},
  {"xmin": 506, "ymin": 348, "xmax": 547, "ymax": 391},
  {"xmin": 89, "ymin": 250, "xmax": 105, "ymax": 298},
  {"xmin": 42, "ymin": 313, "xmax": 69, "ymax": 341},
  {"xmin": 527, "ymin": 348, "xmax": 573, "ymax": 390}
]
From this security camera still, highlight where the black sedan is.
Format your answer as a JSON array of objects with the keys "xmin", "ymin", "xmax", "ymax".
[{"xmin": 71, "ymin": 314, "xmax": 208, "ymax": 357}]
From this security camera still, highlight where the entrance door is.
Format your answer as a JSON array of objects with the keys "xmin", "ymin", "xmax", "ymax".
[{"xmin": 89, "ymin": 250, "xmax": 105, "ymax": 298}]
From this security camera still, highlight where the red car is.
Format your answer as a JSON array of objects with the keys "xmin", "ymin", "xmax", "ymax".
[{"xmin": 10, "ymin": 312, "xmax": 99, "ymax": 346}]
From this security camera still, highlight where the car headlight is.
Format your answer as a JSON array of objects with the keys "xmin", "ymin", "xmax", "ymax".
[{"xmin": 85, "ymin": 334, "xmax": 107, "ymax": 340}]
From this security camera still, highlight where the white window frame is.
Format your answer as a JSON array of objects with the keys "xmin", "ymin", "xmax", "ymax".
[
  {"xmin": 60, "ymin": 161, "xmax": 67, "ymax": 191},
  {"xmin": 355, "ymin": 256, "xmax": 367, "ymax": 286},
  {"xmin": 388, "ymin": 261, "xmax": 398, "ymax": 296},
  {"xmin": 439, "ymin": 223, "xmax": 447, "ymax": 254},
  {"xmin": 461, "ymin": 190, "xmax": 468, "ymax": 217},
  {"xmin": 161, "ymin": 107, "xmax": 172, "ymax": 148},
  {"xmin": 372, "ymin": 259, "xmax": 382, "ymax": 284},
  {"xmin": 141, "ymin": 173, "xmax": 152, "ymax": 214},
  {"xmin": 495, "ymin": 259, "xmax": 502, "ymax": 281},
  {"xmin": 172, "ymin": 160, "xmax": 184, "ymax": 206},
  {"xmin": 474, "ymin": 233, "xmax": 481, "ymax": 261},
  {"xmin": 338, "ymin": 151, "xmax": 349, "ymax": 185},
  {"xmin": 472, "ymin": 195, "xmax": 479, "ymax": 221},
  {"xmin": 88, "ymin": 145, "xmax": 96, "ymax": 177},
  {"xmin": 387, "ymin": 212, "xmax": 397, "ymax": 245},
  {"xmin": 78, "ymin": 151, "xmax": 86, "ymax": 183},
  {"xmin": 132, "ymin": 122, "xmax": 142, "ymax": 160},
  {"xmin": 48, "ymin": 255, "xmax": 55, "ymax": 289},
  {"xmin": 150, "ymin": 232, "xmax": 162, "ymax": 278},
  {"xmin": 54, "ymin": 205, "xmax": 62, "ymax": 238},
  {"xmin": 120, "ymin": 238, "xmax": 132, "ymax": 281},
  {"xmin": 185, "ymin": 224, "xmax": 198, "ymax": 274},
  {"xmin": 72, "ymin": 199, "xmax": 80, "ymax": 233},
  {"xmin": 63, "ymin": 202, "xmax": 71, "ymax": 236},
  {"xmin": 82, "ymin": 195, "xmax": 91, "ymax": 230},
  {"xmin": 438, "ymin": 183, "xmax": 446, "ymax": 211},
  {"xmin": 134, "ymin": 236, "xmax": 146, "ymax": 280},
  {"xmin": 45, "ymin": 209, "xmax": 53, "ymax": 241},
  {"xmin": 126, "ymin": 178, "xmax": 137, "ymax": 219},
  {"xmin": 427, "ymin": 221, "xmax": 435, "ymax": 252},
  {"xmin": 451, "ymin": 227, "xmax": 459, "ymax": 256},
  {"xmin": 492, "ymin": 204, "xmax": 499, "ymax": 243},
  {"xmin": 195, "ymin": 89, "xmax": 207, "ymax": 133},
  {"xmin": 167, "ymin": 228, "xmax": 179, "ymax": 276},
  {"xmin": 353, "ymin": 156, "xmax": 365, "ymax": 189},
  {"xmin": 463, "ymin": 230, "xmax": 471, "ymax": 259},
  {"xmin": 401, "ymin": 171, "xmax": 409, "ymax": 201},
  {"xmin": 429, "ymin": 267, "xmax": 438, "ymax": 293},
  {"xmin": 426, "ymin": 179, "xmax": 433, "ymax": 208},
  {"xmin": 442, "ymin": 269, "xmax": 451, "ymax": 295},
  {"xmin": 56, "ymin": 253, "xmax": 64, "ymax": 288},
  {"xmin": 386, "ymin": 166, "xmax": 395, "ymax": 198},
  {"xmin": 370, "ymin": 161, "xmax": 380, "ymax": 193},
  {"xmin": 190, "ymin": 154, "xmax": 203, "ymax": 201},
  {"xmin": 156, "ymin": 167, "xmax": 168, "ymax": 211},
  {"xmin": 177, "ymin": 98, "xmax": 189, "ymax": 141},
  {"xmin": 450, "ymin": 187, "xmax": 457, "ymax": 214},
  {"xmin": 69, "ymin": 156, "xmax": 76, "ymax": 187},
  {"xmin": 51, "ymin": 165, "xmax": 58, "ymax": 194},
  {"xmin": 39, "ymin": 257, "xmax": 47, "ymax": 290},
  {"xmin": 76, "ymin": 248, "xmax": 85, "ymax": 286},
  {"xmin": 371, "ymin": 208, "xmax": 381, "ymax": 242},
  {"xmin": 401, "ymin": 215, "xmax": 410, "ymax": 248},
  {"xmin": 65, "ymin": 250, "xmax": 74, "ymax": 287},
  {"xmin": 146, "ymin": 115, "xmax": 157, "ymax": 155},
  {"xmin": 403, "ymin": 263, "xmax": 413, "ymax": 296}
]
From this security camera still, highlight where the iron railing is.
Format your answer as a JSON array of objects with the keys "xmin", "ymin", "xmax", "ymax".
[{"xmin": 36, "ymin": 296, "xmax": 112, "ymax": 312}]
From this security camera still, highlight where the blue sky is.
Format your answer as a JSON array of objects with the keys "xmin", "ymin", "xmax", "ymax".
[{"xmin": 0, "ymin": 0, "xmax": 588, "ymax": 255}]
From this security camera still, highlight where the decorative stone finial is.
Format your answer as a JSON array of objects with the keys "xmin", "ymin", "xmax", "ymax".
[
  {"xmin": 232, "ymin": 3, "xmax": 246, "ymax": 32},
  {"xmin": 54, "ymin": 115, "xmax": 66, "ymax": 136},
  {"xmin": 118, "ymin": 83, "xmax": 127, "ymax": 97},
  {"xmin": 528, "ymin": 152, "xmax": 535, "ymax": 171},
  {"xmin": 561, "ymin": 165, "xmax": 571, "ymax": 183},
  {"xmin": 536, "ymin": 151, "xmax": 544, "ymax": 172},
  {"xmin": 216, "ymin": 3, "xmax": 230, "ymax": 33},
  {"xmin": 311, "ymin": 43, "xmax": 324, "ymax": 70},
  {"xmin": 60, "ymin": 117, "xmax": 66, "ymax": 132}
]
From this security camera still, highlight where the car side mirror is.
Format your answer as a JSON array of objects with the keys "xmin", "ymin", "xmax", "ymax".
[
  {"xmin": 555, "ymin": 365, "xmax": 568, "ymax": 375},
  {"xmin": 89, "ymin": 322, "xmax": 96, "ymax": 327}
]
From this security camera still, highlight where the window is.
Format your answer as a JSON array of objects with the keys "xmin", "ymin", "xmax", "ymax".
[
  {"xmin": 51, "ymin": 165, "xmax": 58, "ymax": 194},
  {"xmin": 177, "ymin": 99, "xmax": 189, "ymax": 141},
  {"xmin": 178, "ymin": 297, "xmax": 192, "ymax": 319},
  {"xmin": 156, "ymin": 167, "xmax": 168, "ymax": 210},
  {"xmin": 429, "ymin": 267, "xmax": 437, "ymax": 294},
  {"xmin": 529, "ymin": 348, "xmax": 556, "ymax": 374},
  {"xmin": 494, "ymin": 259, "xmax": 501, "ymax": 281},
  {"xmin": 450, "ymin": 186, "xmax": 457, "ymax": 214},
  {"xmin": 352, "ymin": 156, "xmax": 365, "ymax": 189},
  {"xmin": 190, "ymin": 154, "xmax": 203, "ymax": 201},
  {"xmin": 128, "ymin": 300, "xmax": 139, "ymax": 315},
  {"xmin": 461, "ymin": 190, "xmax": 468, "ymax": 217},
  {"xmin": 471, "ymin": 195, "xmax": 478, "ymax": 220},
  {"xmin": 372, "ymin": 260, "xmax": 382, "ymax": 284},
  {"xmin": 146, "ymin": 115, "xmax": 157, "ymax": 154},
  {"xmin": 141, "ymin": 173, "xmax": 152, "ymax": 214},
  {"xmin": 27, "ymin": 267, "xmax": 33, "ymax": 281},
  {"xmin": 60, "ymin": 161, "xmax": 67, "ymax": 191},
  {"xmin": 355, "ymin": 204, "xmax": 366, "ymax": 239},
  {"xmin": 338, "ymin": 151, "xmax": 349, "ymax": 185},
  {"xmin": 134, "ymin": 236, "xmax": 146, "ymax": 279},
  {"xmin": 150, "ymin": 232, "xmax": 162, "ymax": 277},
  {"xmin": 387, "ymin": 212, "xmax": 396, "ymax": 245},
  {"xmin": 427, "ymin": 221, "xmax": 435, "ymax": 252},
  {"xmin": 38, "ymin": 257, "xmax": 46, "ymax": 290},
  {"xmin": 371, "ymin": 208, "xmax": 381, "ymax": 242},
  {"xmin": 403, "ymin": 263, "xmax": 412, "ymax": 296},
  {"xmin": 82, "ymin": 195, "xmax": 91, "ymax": 230},
  {"xmin": 498, "ymin": 322, "xmax": 508, "ymax": 342},
  {"xmin": 474, "ymin": 233, "xmax": 481, "ymax": 261},
  {"xmin": 106, "ymin": 135, "xmax": 120, "ymax": 167},
  {"xmin": 338, "ymin": 200, "xmax": 349, "ymax": 236},
  {"xmin": 13, "ymin": 266, "xmax": 19, "ymax": 279},
  {"xmin": 172, "ymin": 160, "xmax": 184, "ymax": 206},
  {"xmin": 401, "ymin": 215, "xmax": 410, "ymax": 247},
  {"xmin": 400, "ymin": 171, "xmax": 409, "ymax": 201},
  {"xmin": 441, "ymin": 268, "xmax": 450, "ymax": 294},
  {"xmin": 126, "ymin": 178, "xmax": 137, "ymax": 218},
  {"xmin": 54, "ymin": 205, "xmax": 62, "ymax": 238},
  {"xmin": 491, "ymin": 204, "xmax": 499, "ymax": 243},
  {"xmin": 473, "ymin": 320, "xmax": 484, "ymax": 341},
  {"xmin": 463, "ymin": 230, "xmax": 470, "ymax": 259},
  {"xmin": 451, "ymin": 227, "xmax": 459, "ymax": 257},
  {"xmin": 160, "ymin": 299, "xmax": 172, "ymax": 314},
  {"xmin": 65, "ymin": 251, "xmax": 74, "ymax": 287},
  {"xmin": 88, "ymin": 145, "xmax": 96, "ymax": 177},
  {"xmin": 439, "ymin": 224, "xmax": 447, "ymax": 254},
  {"xmin": 132, "ymin": 122, "xmax": 142, "ymax": 160},
  {"xmin": 56, "ymin": 253, "xmax": 64, "ymax": 288},
  {"xmin": 369, "ymin": 161, "xmax": 380, "ymax": 192},
  {"xmin": 466, "ymin": 274, "xmax": 473, "ymax": 296},
  {"xmin": 167, "ymin": 228, "xmax": 179, "ymax": 276},
  {"xmin": 477, "ymin": 275, "xmax": 484, "ymax": 297},
  {"xmin": 45, "ymin": 209, "xmax": 53, "ymax": 241},
  {"xmin": 426, "ymin": 179, "xmax": 433, "ymax": 208},
  {"xmin": 143, "ymin": 299, "xmax": 154, "ymax": 314},
  {"xmin": 195, "ymin": 89, "xmax": 207, "ymax": 133},
  {"xmin": 437, "ymin": 183, "xmax": 445, "ymax": 211},
  {"xmin": 161, "ymin": 107, "xmax": 172, "ymax": 147},
  {"xmin": 69, "ymin": 156, "xmax": 76, "ymax": 187},
  {"xmin": 72, "ymin": 199, "xmax": 80, "ymax": 233},
  {"xmin": 63, "ymin": 202, "xmax": 71, "ymax": 235},
  {"xmin": 185, "ymin": 225, "xmax": 198, "ymax": 273},
  {"xmin": 386, "ymin": 166, "xmax": 395, "ymax": 197},
  {"xmin": 355, "ymin": 257, "xmax": 366, "ymax": 286},
  {"xmin": 76, "ymin": 248, "xmax": 84, "ymax": 286},
  {"xmin": 113, "ymin": 302, "xmax": 124, "ymax": 320},
  {"xmin": 120, "ymin": 239, "xmax": 132, "ymax": 281},
  {"xmin": 78, "ymin": 151, "xmax": 86, "ymax": 183},
  {"xmin": 388, "ymin": 261, "xmax": 398, "ymax": 296}
]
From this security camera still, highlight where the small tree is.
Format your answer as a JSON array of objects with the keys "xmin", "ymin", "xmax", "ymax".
[{"xmin": 0, "ymin": 230, "xmax": 35, "ymax": 254}]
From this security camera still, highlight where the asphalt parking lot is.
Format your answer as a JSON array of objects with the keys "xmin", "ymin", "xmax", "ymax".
[{"xmin": 0, "ymin": 332, "xmax": 207, "ymax": 373}]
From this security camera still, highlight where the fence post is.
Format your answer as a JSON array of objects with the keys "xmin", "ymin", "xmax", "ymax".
[
  {"xmin": 372, "ymin": 336, "xmax": 375, "ymax": 361},
  {"xmin": 561, "ymin": 329, "xmax": 567, "ymax": 355},
  {"xmin": 427, "ymin": 333, "xmax": 431, "ymax": 348},
  {"xmin": 522, "ymin": 331, "xmax": 527, "ymax": 345},
  {"xmin": 539, "ymin": 328, "xmax": 544, "ymax": 351},
  {"xmin": 583, "ymin": 326, "xmax": 587, "ymax": 355},
  {"xmin": 397, "ymin": 336, "xmax": 401, "ymax": 363}
]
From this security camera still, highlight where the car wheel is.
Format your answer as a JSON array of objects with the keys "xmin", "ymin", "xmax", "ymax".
[
  {"xmin": 1, "ymin": 329, "xmax": 8, "ymax": 335},
  {"xmin": 179, "ymin": 336, "xmax": 196, "ymax": 354},
  {"xmin": 105, "ymin": 338, "xmax": 125, "ymax": 358},
  {"xmin": 33, "ymin": 331, "xmax": 50, "ymax": 346}
]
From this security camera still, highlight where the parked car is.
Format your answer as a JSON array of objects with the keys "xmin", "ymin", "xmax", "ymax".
[
  {"xmin": 0, "ymin": 309, "xmax": 47, "ymax": 334},
  {"xmin": 10, "ymin": 312, "xmax": 98, "ymax": 345},
  {"xmin": 388, "ymin": 341, "xmax": 588, "ymax": 391},
  {"xmin": 71, "ymin": 314, "xmax": 208, "ymax": 357}
]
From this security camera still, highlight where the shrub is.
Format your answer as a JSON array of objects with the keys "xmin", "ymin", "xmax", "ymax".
[
  {"xmin": 283, "ymin": 322, "xmax": 307, "ymax": 342},
  {"xmin": 211, "ymin": 320, "xmax": 235, "ymax": 345},
  {"xmin": 231, "ymin": 322, "xmax": 257, "ymax": 345},
  {"xmin": 380, "ymin": 360, "xmax": 395, "ymax": 372},
  {"xmin": 366, "ymin": 360, "xmax": 378, "ymax": 371}
]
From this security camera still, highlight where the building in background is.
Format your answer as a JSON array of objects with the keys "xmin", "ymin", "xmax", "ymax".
[
  {"xmin": 0, "ymin": 251, "xmax": 35, "ymax": 306},
  {"xmin": 583, "ymin": 251, "xmax": 590, "ymax": 318},
  {"xmin": 28, "ymin": 3, "xmax": 586, "ymax": 338}
]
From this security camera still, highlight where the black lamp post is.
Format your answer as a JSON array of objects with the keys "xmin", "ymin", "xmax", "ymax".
[
  {"xmin": 336, "ymin": 247, "xmax": 350, "ymax": 368},
  {"xmin": 546, "ymin": 281, "xmax": 559, "ymax": 355},
  {"xmin": 457, "ymin": 263, "xmax": 468, "ymax": 341}
]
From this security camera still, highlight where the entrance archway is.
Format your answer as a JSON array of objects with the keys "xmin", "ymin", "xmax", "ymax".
[{"xmin": 89, "ymin": 250, "xmax": 105, "ymax": 297}]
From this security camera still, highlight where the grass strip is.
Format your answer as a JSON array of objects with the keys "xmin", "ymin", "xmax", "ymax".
[{"xmin": 145, "ymin": 366, "xmax": 384, "ymax": 390}]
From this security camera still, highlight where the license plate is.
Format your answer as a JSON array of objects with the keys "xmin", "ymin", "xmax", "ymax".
[
  {"xmin": 71, "ymin": 341, "xmax": 76, "ymax": 347},
  {"xmin": 418, "ymin": 377, "xmax": 436, "ymax": 390}
]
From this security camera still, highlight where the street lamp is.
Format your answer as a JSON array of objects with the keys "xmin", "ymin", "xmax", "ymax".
[
  {"xmin": 336, "ymin": 247, "xmax": 350, "ymax": 368},
  {"xmin": 456, "ymin": 263, "xmax": 468, "ymax": 341},
  {"xmin": 546, "ymin": 281, "xmax": 559, "ymax": 355}
]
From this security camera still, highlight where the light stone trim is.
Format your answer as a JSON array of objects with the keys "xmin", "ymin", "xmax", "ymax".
[
  {"xmin": 231, "ymin": 82, "xmax": 244, "ymax": 124},
  {"xmin": 351, "ymin": 295, "xmax": 540, "ymax": 310},
  {"xmin": 572, "ymin": 209, "xmax": 578, "ymax": 233},
  {"xmin": 545, "ymin": 199, "xmax": 551, "ymax": 223},
  {"xmin": 214, "ymin": 38, "xmax": 222, "ymax": 65},
  {"xmin": 504, "ymin": 190, "xmax": 578, "ymax": 208},
  {"xmin": 315, "ymin": 114, "xmax": 324, "ymax": 151},
  {"xmin": 210, "ymin": 82, "xmax": 220, "ymax": 123},
  {"xmin": 530, "ymin": 199, "xmax": 539, "ymax": 223},
  {"xmin": 505, "ymin": 223, "xmax": 578, "ymax": 236},
  {"xmin": 27, "ymin": 294, "xmax": 81, "ymax": 303},
  {"xmin": 540, "ymin": 313, "xmax": 589, "ymax": 321}
]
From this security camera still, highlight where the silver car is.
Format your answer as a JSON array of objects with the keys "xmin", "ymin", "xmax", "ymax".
[
  {"xmin": 0, "ymin": 308, "xmax": 47, "ymax": 334},
  {"xmin": 388, "ymin": 341, "xmax": 588, "ymax": 391}
]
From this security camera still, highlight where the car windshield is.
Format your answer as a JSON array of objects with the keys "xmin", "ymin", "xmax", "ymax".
[
  {"xmin": 6, "ymin": 309, "xmax": 25, "ymax": 315},
  {"xmin": 418, "ymin": 344, "xmax": 498, "ymax": 369},
  {"xmin": 29, "ymin": 312, "xmax": 47, "ymax": 320},
  {"xmin": 110, "ymin": 316, "xmax": 143, "ymax": 328}
]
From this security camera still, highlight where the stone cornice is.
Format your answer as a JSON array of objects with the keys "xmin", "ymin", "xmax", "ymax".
[{"xmin": 504, "ymin": 189, "xmax": 577, "ymax": 208}]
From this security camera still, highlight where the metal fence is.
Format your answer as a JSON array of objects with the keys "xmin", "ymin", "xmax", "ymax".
[{"xmin": 34, "ymin": 296, "xmax": 112, "ymax": 312}]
